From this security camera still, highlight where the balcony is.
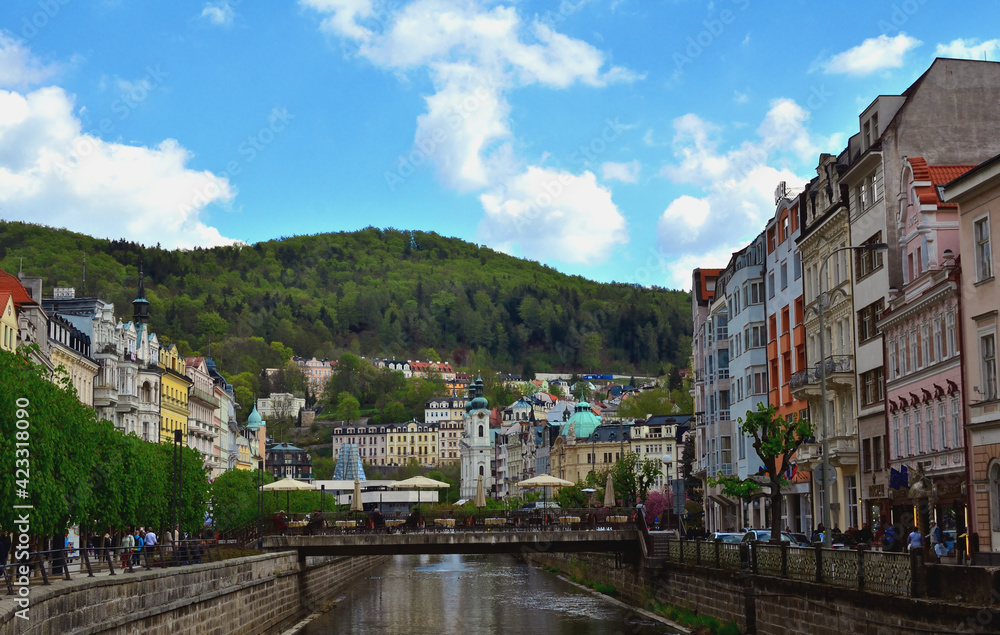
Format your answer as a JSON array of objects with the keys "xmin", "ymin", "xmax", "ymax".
[
  {"xmin": 115, "ymin": 393, "xmax": 138, "ymax": 412},
  {"xmin": 190, "ymin": 386, "xmax": 220, "ymax": 408},
  {"xmin": 790, "ymin": 356, "xmax": 854, "ymax": 397},
  {"xmin": 94, "ymin": 385, "xmax": 118, "ymax": 407}
]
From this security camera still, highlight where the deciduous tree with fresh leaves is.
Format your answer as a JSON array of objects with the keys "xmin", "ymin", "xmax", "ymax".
[{"xmin": 709, "ymin": 403, "xmax": 814, "ymax": 541}]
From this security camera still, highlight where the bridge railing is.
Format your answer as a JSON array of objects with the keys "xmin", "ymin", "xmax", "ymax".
[
  {"xmin": 657, "ymin": 538, "xmax": 919, "ymax": 597},
  {"xmin": 1, "ymin": 540, "xmax": 226, "ymax": 593},
  {"xmin": 260, "ymin": 507, "xmax": 638, "ymax": 536}
]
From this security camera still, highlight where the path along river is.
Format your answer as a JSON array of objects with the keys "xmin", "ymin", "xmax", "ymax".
[{"xmin": 296, "ymin": 554, "xmax": 679, "ymax": 635}]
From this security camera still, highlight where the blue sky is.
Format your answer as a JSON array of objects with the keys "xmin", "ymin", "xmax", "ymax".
[{"xmin": 1, "ymin": 0, "xmax": 998, "ymax": 289}]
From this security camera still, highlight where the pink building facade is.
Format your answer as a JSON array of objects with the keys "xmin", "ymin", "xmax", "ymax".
[{"xmin": 880, "ymin": 158, "xmax": 973, "ymax": 530}]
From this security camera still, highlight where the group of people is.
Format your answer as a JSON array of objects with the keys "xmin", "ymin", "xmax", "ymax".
[{"xmin": 89, "ymin": 527, "xmax": 179, "ymax": 569}]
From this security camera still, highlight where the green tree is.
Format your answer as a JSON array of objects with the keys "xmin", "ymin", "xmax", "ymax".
[
  {"xmin": 618, "ymin": 388, "xmax": 680, "ymax": 419},
  {"xmin": 210, "ymin": 467, "xmax": 274, "ymax": 533},
  {"xmin": 336, "ymin": 392, "xmax": 361, "ymax": 424},
  {"xmin": 610, "ymin": 452, "xmax": 661, "ymax": 507},
  {"xmin": 709, "ymin": 403, "xmax": 814, "ymax": 542}
]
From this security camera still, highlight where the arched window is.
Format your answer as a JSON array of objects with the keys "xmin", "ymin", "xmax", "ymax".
[
  {"xmin": 479, "ymin": 465, "xmax": 484, "ymax": 476},
  {"xmin": 478, "ymin": 425, "xmax": 484, "ymax": 437}
]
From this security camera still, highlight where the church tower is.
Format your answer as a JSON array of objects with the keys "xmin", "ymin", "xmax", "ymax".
[
  {"xmin": 133, "ymin": 267, "xmax": 150, "ymax": 326},
  {"xmin": 460, "ymin": 376, "xmax": 492, "ymax": 498}
]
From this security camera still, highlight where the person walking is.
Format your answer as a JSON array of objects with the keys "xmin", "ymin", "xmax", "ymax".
[
  {"xmin": 907, "ymin": 526, "xmax": 923, "ymax": 552},
  {"xmin": 120, "ymin": 530, "xmax": 134, "ymax": 571},
  {"xmin": 144, "ymin": 529, "xmax": 158, "ymax": 566},
  {"xmin": 928, "ymin": 521, "xmax": 943, "ymax": 563},
  {"xmin": 132, "ymin": 529, "xmax": 144, "ymax": 567}
]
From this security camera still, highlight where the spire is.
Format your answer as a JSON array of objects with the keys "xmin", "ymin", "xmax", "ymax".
[{"xmin": 133, "ymin": 265, "xmax": 150, "ymax": 325}]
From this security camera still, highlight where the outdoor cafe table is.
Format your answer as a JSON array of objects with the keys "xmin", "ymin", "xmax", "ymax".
[
  {"xmin": 288, "ymin": 521, "xmax": 307, "ymax": 529},
  {"xmin": 484, "ymin": 517, "xmax": 505, "ymax": 526},
  {"xmin": 335, "ymin": 520, "xmax": 357, "ymax": 529},
  {"xmin": 385, "ymin": 519, "xmax": 405, "ymax": 528},
  {"xmin": 559, "ymin": 516, "xmax": 581, "ymax": 525},
  {"xmin": 608, "ymin": 515, "xmax": 628, "ymax": 523},
  {"xmin": 435, "ymin": 518, "xmax": 456, "ymax": 528}
]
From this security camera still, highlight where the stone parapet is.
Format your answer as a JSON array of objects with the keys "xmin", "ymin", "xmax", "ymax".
[{"xmin": 0, "ymin": 552, "xmax": 387, "ymax": 635}]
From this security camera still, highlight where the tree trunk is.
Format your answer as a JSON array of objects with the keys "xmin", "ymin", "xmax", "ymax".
[{"xmin": 769, "ymin": 476, "xmax": 784, "ymax": 543}]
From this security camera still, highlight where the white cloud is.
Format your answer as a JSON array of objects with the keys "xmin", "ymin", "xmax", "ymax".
[
  {"xmin": 655, "ymin": 99, "xmax": 831, "ymax": 280},
  {"xmin": 601, "ymin": 160, "xmax": 640, "ymax": 184},
  {"xmin": 201, "ymin": 1, "xmax": 235, "ymax": 26},
  {"xmin": 479, "ymin": 167, "xmax": 628, "ymax": 265},
  {"xmin": 822, "ymin": 33, "xmax": 921, "ymax": 75},
  {"xmin": 0, "ymin": 85, "xmax": 235, "ymax": 249},
  {"xmin": 935, "ymin": 38, "xmax": 1000, "ymax": 61},
  {"xmin": 0, "ymin": 32, "xmax": 58, "ymax": 88},
  {"xmin": 302, "ymin": 0, "xmax": 638, "ymax": 264},
  {"xmin": 733, "ymin": 89, "xmax": 748, "ymax": 104}
]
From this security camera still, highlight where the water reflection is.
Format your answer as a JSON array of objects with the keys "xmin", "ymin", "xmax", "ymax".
[{"xmin": 298, "ymin": 554, "xmax": 676, "ymax": 635}]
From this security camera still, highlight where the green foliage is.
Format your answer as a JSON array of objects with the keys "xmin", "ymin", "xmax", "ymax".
[
  {"xmin": 1, "ymin": 222, "xmax": 691, "ymax": 376},
  {"xmin": 312, "ymin": 457, "xmax": 336, "ymax": 480},
  {"xmin": 0, "ymin": 348, "xmax": 209, "ymax": 536},
  {"xmin": 617, "ymin": 388, "xmax": 686, "ymax": 418},
  {"xmin": 610, "ymin": 452, "xmax": 661, "ymax": 506},
  {"xmin": 335, "ymin": 392, "xmax": 361, "ymax": 423},
  {"xmin": 210, "ymin": 468, "xmax": 275, "ymax": 533},
  {"xmin": 710, "ymin": 403, "xmax": 815, "ymax": 540},
  {"xmin": 650, "ymin": 602, "xmax": 741, "ymax": 635}
]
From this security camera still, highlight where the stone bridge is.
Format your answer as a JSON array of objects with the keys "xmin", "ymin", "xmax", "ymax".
[{"xmin": 261, "ymin": 529, "xmax": 642, "ymax": 558}]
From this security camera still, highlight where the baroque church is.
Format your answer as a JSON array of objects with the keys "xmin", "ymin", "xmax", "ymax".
[{"xmin": 459, "ymin": 377, "xmax": 492, "ymax": 499}]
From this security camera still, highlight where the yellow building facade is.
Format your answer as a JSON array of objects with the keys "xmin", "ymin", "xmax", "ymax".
[
  {"xmin": 0, "ymin": 292, "xmax": 16, "ymax": 352},
  {"xmin": 386, "ymin": 421, "xmax": 439, "ymax": 467},
  {"xmin": 159, "ymin": 344, "xmax": 191, "ymax": 444}
]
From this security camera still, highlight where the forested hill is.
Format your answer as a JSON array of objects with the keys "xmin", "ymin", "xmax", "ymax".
[{"xmin": 0, "ymin": 222, "xmax": 691, "ymax": 376}]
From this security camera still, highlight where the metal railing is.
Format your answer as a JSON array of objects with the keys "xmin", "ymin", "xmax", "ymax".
[
  {"xmin": 257, "ymin": 507, "xmax": 637, "ymax": 536},
  {"xmin": 656, "ymin": 538, "xmax": 918, "ymax": 597},
  {"xmin": 0, "ymin": 540, "xmax": 226, "ymax": 594}
]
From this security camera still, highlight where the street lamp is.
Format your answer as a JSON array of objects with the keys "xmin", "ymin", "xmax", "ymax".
[
  {"xmin": 815, "ymin": 242, "xmax": 888, "ymax": 546},
  {"xmin": 661, "ymin": 453, "xmax": 672, "ymax": 530}
]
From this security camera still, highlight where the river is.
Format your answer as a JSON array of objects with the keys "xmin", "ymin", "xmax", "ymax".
[{"xmin": 296, "ymin": 554, "xmax": 678, "ymax": 635}]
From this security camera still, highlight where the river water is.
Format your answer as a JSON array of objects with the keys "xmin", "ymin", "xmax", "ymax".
[{"xmin": 297, "ymin": 554, "xmax": 677, "ymax": 635}]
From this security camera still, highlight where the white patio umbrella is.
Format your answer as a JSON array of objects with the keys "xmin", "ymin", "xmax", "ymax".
[
  {"xmin": 604, "ymin": 473, "xmax": 616, "ymax": 508},
  {"xmin": 260, "ymin": 477, "xmax": 315, "ymax": 512},
  {"xmin": 516, "ymin": 474, "xmax": 573, "ymax": 507},
  {"xmin": 392, "ymin": 475, "xmax": 450, "ymax": 511},
  {"xmin": 351, "ymin": 477, "xmax": 364, "ymax": 512},
  {"xmin": 475, "ymin": 475, "xmax": 487, "ymax": 509}
]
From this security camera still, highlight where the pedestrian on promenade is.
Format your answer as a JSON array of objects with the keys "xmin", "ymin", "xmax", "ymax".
[
  {"xmin": 907, "ymin": 526, "xmax": 923, "ymax": 552},
  {"xmin": 0, "ymin": 531, "xmax": 11, "ymax": 570},
  {"xmin": 120, "ymin": 530, "xmax": 134, "ymax": 570},
  {"xmin": 928, "ymin": 521, "xmax": 942, "ymax": 563},
  {"xmin": 144, "ymin": 528, "xmax": 158, "ymax": 565},
  {"xmin": 132, "ymin": 529, "xmax": 144, "ymax": 567}
]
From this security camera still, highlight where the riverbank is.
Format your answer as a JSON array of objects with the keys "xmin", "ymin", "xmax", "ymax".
[{"xmin": 0, "ymin": 552, "xmax": 388, "ymax": 635}]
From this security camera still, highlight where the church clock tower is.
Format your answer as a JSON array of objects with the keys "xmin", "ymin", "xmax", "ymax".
[{"xmin": 460, "ymin": 376, "xmax": 493, "ymax": 498}]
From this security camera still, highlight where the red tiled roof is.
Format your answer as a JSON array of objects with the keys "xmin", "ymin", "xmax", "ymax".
[
  {"xmin": 186, "ymin": 356, "xmax": 205, "ymax": 367},
  {"xmin": 0, "ymin": 269, "xmax": 36, "ymax": 306},
  {"xmin": 0, "ymin": 291, "xmax": 12, "ymax": 314},
  {"xmin": 908, "ymin": 157, "xmax": 976, "ymax": 208}
]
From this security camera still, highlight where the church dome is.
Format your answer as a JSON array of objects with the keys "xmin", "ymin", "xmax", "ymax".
[
  {"xmin": 247, "ymin": 405, "xmax": 263, "ymax": 428},
  {"xmin": 560, "ymin": 400, "xmax": 600, "ymax": 438}
]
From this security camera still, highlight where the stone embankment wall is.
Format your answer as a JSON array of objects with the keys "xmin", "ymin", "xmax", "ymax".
[
  {"xmin": 527, "ymin": 552, "xmax": 1000, "ymax": 635},
  {"xmin": 0, "ymin": 552, "xmax": 387, "ymax": 635}
]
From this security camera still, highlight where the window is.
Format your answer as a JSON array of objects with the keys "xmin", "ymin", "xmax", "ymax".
[
  {"xmin": 861, "ymin": 368, "xmax": 884, "ymax": 406},
  {"xmin": 914, "ymin": 408, "xmax": 922, "ymax": 454},
  {"xmin": 975, "ymin": 216, "xmax": 993, "ymax": 282},
  {"xmin": 903, "ymin": 412, "xmax": 911, "ymax": 456},
  {"xmin": 856, "ymin": 232, "xmax": 884, "ymax": 278},
  {"xmin": 857, "ymin": 299, "xmax": 884, "ymax": 343},
  {"xmin": 982, "ymin": 333, "xmax": 998, "ymax": 400},
  {"xmin": 873, "ymin": 436, "xmax": 883, "ymax": 472},
  {"xmin": 768, "ymin": 273, "xmax": 776, "ymax": 298},
  {"xmin": 847, "ymin": 475, "xmax": 858, "ymax": 528},
  {"xmin": 793, "ymin": 251, "xmax": 802, "ymax": 280},
  {"xmin": 926, "ymin": 405, "xmax": 935, "ymax": 452},
  {"xmin": 745, "ymin": 325, "xmax": 766, "ymax": 348},
  {"xmin": 938, "ymin": 401, "xmax": 948, "ymax": 449},
  {"xmin": 753, "ymin": 370, "xmax": 768, "ymax": 395},
  {"xmin": 946, "ymin": 313, "xmax": 957, "ymax": 357},
  {"xmin": 951, "ymin": 396, "xmax": 961, "ymax": 447},
  {"xmin": 862, "ymin": 438, "xmax": 872, "ymax": 473},
  {"xmin": 780, "ymin": 261, "xmax": 788, "ymax": 289}
]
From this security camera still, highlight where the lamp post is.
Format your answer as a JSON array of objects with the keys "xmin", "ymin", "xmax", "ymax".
[
  {"xmin": 662, "ymin": 453, "xmax": 672, "ymax": 530},
  {"xmin": 815, "ymin": 242, "xmax": 887, "ymax": 546}
]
